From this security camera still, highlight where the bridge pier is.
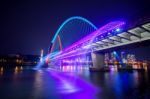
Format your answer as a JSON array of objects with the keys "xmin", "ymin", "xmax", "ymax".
[{"xmin": 91, "ymin": 52, "xmax": 105, "ymax": 69}]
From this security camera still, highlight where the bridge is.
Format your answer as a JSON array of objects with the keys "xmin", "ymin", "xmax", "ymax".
[{"xmin": 48, "ymin": 16, "xmax": 150, "ymax": 70}]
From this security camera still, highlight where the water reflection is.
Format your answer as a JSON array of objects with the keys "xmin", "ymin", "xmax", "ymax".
[
  {"xmin": 14, "ymin": 66, "xmax": 23, "ymax": 74},
  {"xmin": 0, "ymin": 67, "xmax": 3, "ymax": 75},
  {"xmin": 0, "ymin": 67, "xmax": 150, "ymax": 99},
  {"xmin": 87, "ymin": 71, "xmax": 150, "ymax": 99},
  {"xmin": 30, "ymin": 68, "xmax": 98, "ymax": 99},
  {"xmin": 59, "ymin": 65, "xmax": 89, "ymax": 73}
]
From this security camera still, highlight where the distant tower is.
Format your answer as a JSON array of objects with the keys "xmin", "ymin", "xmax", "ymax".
[{"xmin": 40, "ymin": 49, "xmax": 44, "ymax": 62}]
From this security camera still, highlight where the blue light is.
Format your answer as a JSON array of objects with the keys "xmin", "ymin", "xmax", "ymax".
[
  {"xmin": 116, "ymin": 28, "xmax": 121, "ymax": 32},
  {"xmin": 108, "ymin": 32, "xmax": 111, "ymax": 35},
  {"xmin": 113, "ymin": 51, "xmax": 117, "ymax": 55},
  {"xmin": 51, "ymin": 16, "xmax": 98, "ymax": 43}
]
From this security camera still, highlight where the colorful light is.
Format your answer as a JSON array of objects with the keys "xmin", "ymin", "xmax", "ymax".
[
  {"xmin": 51, "ymin": 16, "xmax": 98, "ymax": 43},
  {"xmin": 50, "ymin": 21, "xmax": 125, "ymax": 60},
  {"xmin": 40, "ymin": 49, "xmax": 44, "ymax": 62},
  {"xmin": 62, "ymin": 21, "xmax": 125, "ymax": 52},
  {"xmin": 116, "ymin": 28, "xmax": 121, "ymax": 32}
]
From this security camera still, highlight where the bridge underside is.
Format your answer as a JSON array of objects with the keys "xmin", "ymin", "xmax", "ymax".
[{"xmin": 92, "ymin": 22, "xmax": 150, "ymax": 51}]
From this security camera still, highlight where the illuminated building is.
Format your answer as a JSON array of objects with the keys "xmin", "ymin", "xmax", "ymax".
[{"xmin": 0, "ymin": 54, "xmax": 40, "ymax": 68}]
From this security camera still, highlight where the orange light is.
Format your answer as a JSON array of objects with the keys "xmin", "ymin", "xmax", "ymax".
[{"xmin": 0, "ymin": 67, "xmax": 3, "ymax": 71}]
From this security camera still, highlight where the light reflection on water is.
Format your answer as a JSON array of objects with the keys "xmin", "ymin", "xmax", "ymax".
[
  {"xmin": 53, "ymin": 68, "xmax": 98, "ymax": 98},
  {"xmin": 59, "ymin": 65, "xmax": 89, "ymax": 73},
  {"xmin": 0, "ymin": 67, "xmax": 150, "ymax": 99}
]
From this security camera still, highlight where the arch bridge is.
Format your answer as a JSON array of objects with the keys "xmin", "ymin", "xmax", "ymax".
[{"xmin": 48, "ymin": 16, "xmax": 150, "ymax": 70}]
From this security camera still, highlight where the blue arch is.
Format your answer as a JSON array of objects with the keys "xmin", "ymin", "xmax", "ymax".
[{"xmin": 51, "ymin": 16, "xmax": 98, "ymax": 43}]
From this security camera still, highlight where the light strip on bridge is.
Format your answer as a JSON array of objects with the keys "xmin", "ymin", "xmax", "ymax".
[
  {"xmin": 51, "ymin": 21, "xmax": 125, "ymax": 60},
  {"xmin": 93, "ymin": 22, "xmax": 150, "ymax": 51},
  {"xmin": 62, "ymin": 21, "xmax": 125, "ymax": 53}
]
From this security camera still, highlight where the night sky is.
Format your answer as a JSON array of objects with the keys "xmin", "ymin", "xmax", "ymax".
[{"xmin": 0, "ymin": 0, "xmax": 149, "ymax": 55}]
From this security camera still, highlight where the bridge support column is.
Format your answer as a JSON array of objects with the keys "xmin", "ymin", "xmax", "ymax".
[{"xmin": 91, "ymin": 52, "xmax": 104, "ymax": 69}]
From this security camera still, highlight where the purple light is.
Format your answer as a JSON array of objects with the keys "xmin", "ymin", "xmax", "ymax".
[
  {"xmin": 62, "ymin": 21, "xmax": 125, "ymax": 52},
  {"xmin": 48, "ymin": 70, "xmax": 98, "ymax": 99},
  {"xmin": 51, "ymin": 21, "xmax": 125, "ymax": 60}
]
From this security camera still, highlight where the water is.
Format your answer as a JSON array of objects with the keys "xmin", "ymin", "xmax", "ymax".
[{"xmin": 0, "ymin": 67, "xmax": 150, "ymax": 99}]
